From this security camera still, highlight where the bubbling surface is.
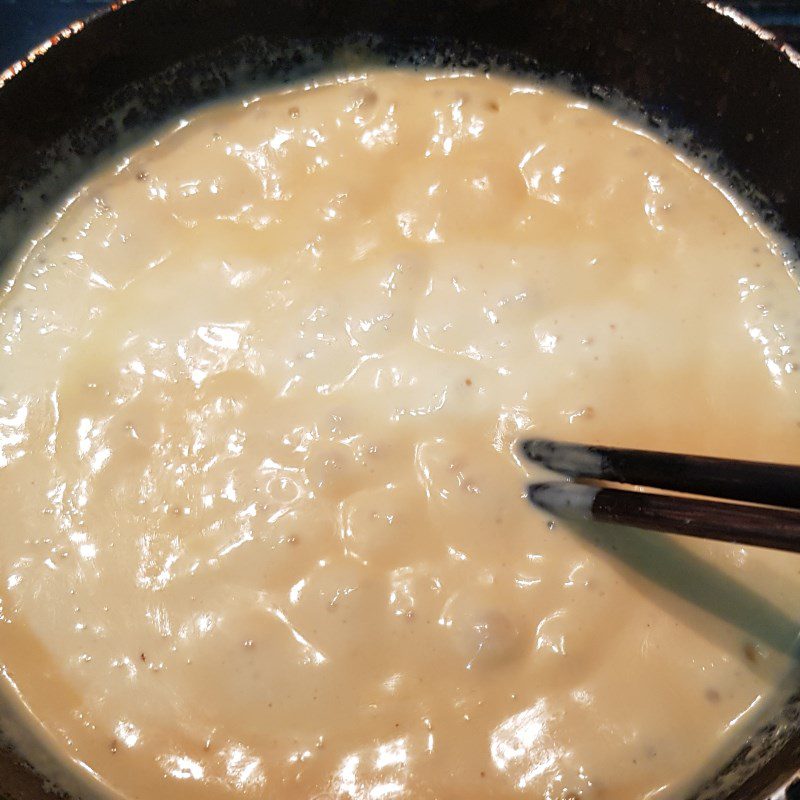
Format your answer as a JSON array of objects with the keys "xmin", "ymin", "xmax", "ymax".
[{"xmin": 1, "ymin": 69, "xmax": 800, "ymax": 800}]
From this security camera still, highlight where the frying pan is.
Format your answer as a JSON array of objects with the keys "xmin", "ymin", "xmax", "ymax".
[{"xmin": 1, "ymin": 1, "xmax": 800, "ymax": 798}]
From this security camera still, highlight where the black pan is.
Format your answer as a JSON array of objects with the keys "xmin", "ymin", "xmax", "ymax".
[{"xmin": 1, "ymin": 1, "xmax": 800, "ymax": 798}]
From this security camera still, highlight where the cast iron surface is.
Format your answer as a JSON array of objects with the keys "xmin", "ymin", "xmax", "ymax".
[
  {"xmin": 2, "ymin": 0, "xmax": 800, "ymax": 69},
  {"xmin": 1, "ymin": 1, "xmax": 800, "ymax": 799}
]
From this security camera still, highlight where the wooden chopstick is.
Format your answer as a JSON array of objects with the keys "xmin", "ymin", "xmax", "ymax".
[
  {"xmin": 528, "ymin": 482, "xmax": 800, "ymax": 553},
  {"xmin": 521, "ymin": 439, "xmax": 800, "ymax": 552},
  {"xmin": 522, "ymin": 438, "xmax": 800, "ymax": 510}
]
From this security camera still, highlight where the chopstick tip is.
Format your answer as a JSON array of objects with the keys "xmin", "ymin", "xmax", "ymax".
[
  {"xmin": 521, "ymin": 438, "xmax": 604, "ymax": 479},
  {"xmin": 520, "ymin": 438, "xmax": 556, "ymax": 463},
  {"xmin": 527, "ymin": 481, "xmax": 597, "ymax": 520}
]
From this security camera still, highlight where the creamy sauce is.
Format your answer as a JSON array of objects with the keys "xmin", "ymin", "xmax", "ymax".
[{"xmin": 1, "ymin": 69, "xmax": 800, "ymax": 800}]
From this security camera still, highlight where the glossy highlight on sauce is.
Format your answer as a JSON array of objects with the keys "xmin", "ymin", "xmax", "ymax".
[{"xmin": 1, "ymin": 69, "xmax": 800, "ymax": 800}]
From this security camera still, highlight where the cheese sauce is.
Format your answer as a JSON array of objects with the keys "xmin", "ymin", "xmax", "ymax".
[{"xmin": 1, "ymin": 69, "xmax": 800, "ymax": 800}]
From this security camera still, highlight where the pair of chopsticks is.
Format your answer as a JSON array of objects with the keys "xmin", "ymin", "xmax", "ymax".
[{"xmin": 522, "ymin": 439, "xmax": 800, "ymax": 553}]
